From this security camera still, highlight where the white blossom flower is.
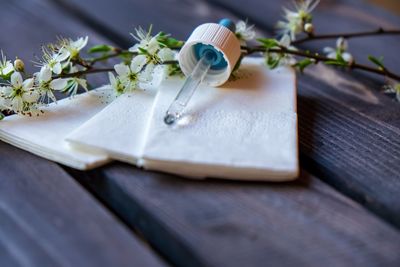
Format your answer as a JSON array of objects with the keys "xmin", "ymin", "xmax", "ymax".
[
  {"xmin": 61, "ymin": 64, "xmax": 88, "ymax": 96},
  {"xmin": 142, "ymin": 47, "xmax": 175, "ymax": 84},
  {"xmin": 383, "ymin": 82, "xmax": 400, "ymax": 102},
  {"xmin": 128, "ymin": 27, "xmax": 175, "ymax": 86},
  {"xmin": 111, "ymin": 55, "xmax": 148, "ymax": 94},
  {"xmin": 0, "ymin": 72, "xmax": 39, "ymax": 114},
  {"xmin": 60, "ymin": 36, "xmax": 88, "ymax": 60},
  {"xmin": 129, "ymin": 26, "xmax": 160, "ymax": 55},
  {"xmin": 0, "ymin": 51, "xmax": 14, "ymax": 77},
  {"xmin": 108, "ymin": 72, "xmax": 125, "ymax": 95},
  {"xmin": 35, "ymin": 66, "xmax": 68, "ymax": 103},
  {"xmin": 276, "ymin": 0, "xmax": 320, "ymax": 40},
  {"xmin": 64, "ymin": 78, "xmax": 87, "ymax": 96},
  {"xmin": 235, "ymin": 20, "xmax": 256, "ymax": 42},
  {"xmin": 40, "ymin": 47, "xmax": 70, "ymax": 75},
  {"xmin": 323, "ymin": 37, "xmax": 353, "ymax": 62}
]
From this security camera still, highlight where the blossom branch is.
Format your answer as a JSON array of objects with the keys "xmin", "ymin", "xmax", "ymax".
[{"xmin": 242, "ymin": 45, "xmax": 400, "ymax": 81}]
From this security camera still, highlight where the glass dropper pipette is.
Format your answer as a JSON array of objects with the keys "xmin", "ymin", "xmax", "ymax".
[{"xmin": 164, "ymin": 50, "xmax": 216, "ymax": 125}]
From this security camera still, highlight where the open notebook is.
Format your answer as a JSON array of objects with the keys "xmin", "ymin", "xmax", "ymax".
[{"xmin": 66, "ymin": 58, "xmax": 299, "ymax": 181}]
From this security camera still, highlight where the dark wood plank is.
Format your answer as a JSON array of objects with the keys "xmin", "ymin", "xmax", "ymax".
[
  {"xmin": 0, "ymin": 141, "xmax": 167, "ymax": 267},
  {"xmin": 72, "ymin": 166, "xmax": 400, "ymax": 267},
  {"xmin": 50, "ymin": 0, "xmax": 400, "ymax": 266},
  {"xmin": 50, "ymin": 0, "xmax": 236, "ymax": 46},
  {"xmin": 0, "ymin": 1, "xmax": 168, "ymax": 266}
]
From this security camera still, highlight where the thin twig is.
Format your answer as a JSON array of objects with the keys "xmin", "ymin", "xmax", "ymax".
[
  {"xmin": 56, "ymin": 68, "xmax": 115, "ymax": 78},
  {"xmin": 293, "ymin": 28, "xmax": 400, "ymax": 45},
  {"xmin": 55, "ymin": 60, "xmax": 179, "ymax": 79},
  {"xmin": 88, "ymin": 49, "xmax": 137, "ymax": 64}
]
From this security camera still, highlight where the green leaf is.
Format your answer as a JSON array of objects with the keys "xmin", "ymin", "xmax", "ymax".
[
  {"xmin": 0, "ymin": 71, "xmax": 13, "ymax": 81},
  {"xmin": 324, "ymin": 60, "xmax": 348, "ymax": 67},
  {"xmin": 168, "ymin": 63, "xmax": 183, "ymax": 76},
  {"xmin": 266, "ymin": 55, "xmax": 281, "ymax": 69},
  {"xmin": 257, "ymin": 38, "xmax": 279, "ymax": 49},
  {"xmin": 294, "ymin": 58, "xmax": 314, "ymax": 73},
  {"xmin": 88, "ymin": 44, "xmax": 114, "ymax": 54},
  {"xmin": 335, "ymin": 51, "xmax": 346, "ymax": 64},
  {"xmin": 368, "ymin": 55, "xmax": 385, "ymax": 69},
  {"xmin": 0, "ymin": 112, "xmax": 4, "ymax": 120},
  {"xmin": 157, "ymin": 32, "xmax": 184, "ymax": 48},
  {"xmin": 138, "ymin": 47, "xmax": 149, "ymax": 55}
]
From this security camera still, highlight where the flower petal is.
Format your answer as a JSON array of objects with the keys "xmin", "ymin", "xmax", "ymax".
[
  {"xmin": 139, "ymin": 63, "xmax": 155, "ymax": 82},
  {"xmin": 52, "ymin": 62, "xmax": 62, "ymax": 75},
  {"xmin": 114, "ymin": 63, "xmax": 130, "ymax": 76},
  {"xmin": 11, "ymin": 97, "xmax": 24, "ymax": 113},
  {"xmin": 336, "ymin": 37, "xmax": 348, "ymax": 50},
  {"xmin": 3, "ymin": 61, "xmax": 14, "ymax": 75},
  {"xmin": 0, "ymin": 97, "xmax": 11, "ymax": 109},
  {"xmin": 11, "ymin": 72, "xmax": 23, "ymax": 88},
  {"xmin": 50, "ymin": 78, "xmax": 68, "ymax": 90},
  {"xmin": 158, "ymin": 48, "xmax": 174, "ymax": 61},
  {"xmin": 147, "ymin": 37, "xmax": 160, "ymax": 54},
  {"xmin": 22, "ymin": 90, "xmax": 40, "ymax": 103},
  {"xmin": 55, "ymin": 49, "xmax": 70, "ymax": 62},
  {"xmin": 130, "ymin": 55, "xmax": 147, "ymax": 73},
  {"xmin": 0, "ymin": 86, "xmax": 13, "ymax": 97},
  {"xmin": 73, "ymin": 36, "xmax": 88, "ymax": 50},
  {"xmin": 342, "ymin": 53, "xmax": 353, "ymax": 63},
  {"xmin": 40, "ymin": 66, "xmax": 52, "ymax": 82},
  {"xmin": 323, "ymin": 47, "xmax": 334, "ymax": 54},
  {"xmin": 279, "ymin": 34, "xmax": 291, "ymax": 47},
  {"xmin": 108, "ymin": 72, "xmax": 117, "ymax": 87},
  {"xmin": 148, "ymin": 65, "xmax": 165, "ymax": 87},
  {"xmin": 77, "ymin": 78, "xmax": 88, "ymax": 91},
  {"xmin": 128, "ymin": 44, "xmax": 140, "ymax": 53},
  {"xmin": 22, "ymin": 78, "xmax": 34, "ymax": 90}
]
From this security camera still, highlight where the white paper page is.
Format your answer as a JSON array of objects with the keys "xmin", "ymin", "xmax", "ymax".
[
  {"xmin": 0, "ymin": 87, "xmax": 112, "ymax": 170},
  {"xmin": 66, "ymin": 87, "xmax": 158, "ymax": 165},
  {"xmin": 142, "ymin": 58, "xmax": 299, "ymax": 181}
]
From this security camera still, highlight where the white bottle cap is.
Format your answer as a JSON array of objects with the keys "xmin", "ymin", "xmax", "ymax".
[{"xmin": 178, "ymin": 22, "xmax": 241, "ymax": 87}]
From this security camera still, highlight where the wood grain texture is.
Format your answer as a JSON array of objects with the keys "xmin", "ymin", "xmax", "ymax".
[
  {"xmin": 0, "ymin": 1, "xmax": 168, "ymax": 266},
  {"xmin": 72, "ymin": 165, "xmax": 400, "ymax": 267},
  {"xmin": 0, "ymin": 141, "xmax": 167, "ymax": 267},
  {"xmin": 49, "ymin": 0, "xmax": 400, "ymax": 266}
]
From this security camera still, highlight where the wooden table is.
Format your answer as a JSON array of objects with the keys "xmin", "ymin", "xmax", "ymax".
[{"xmin": 1, "ymin": 0, "xmax": 400, "ymax": 266}]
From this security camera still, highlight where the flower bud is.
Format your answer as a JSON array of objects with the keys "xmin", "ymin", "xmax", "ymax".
[
  {"xmin": 304, "ymin": 23, "xmax": 314, "ymax": 34},
  {"xmin": 14, "ymin": 59, "xmax": 25, "ymax": 72}
]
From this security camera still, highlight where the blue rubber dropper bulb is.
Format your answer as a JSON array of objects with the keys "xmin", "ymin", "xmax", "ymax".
[{"xmin": 218, "ymin": 18, "xmax": 236, "ymax": 32}]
